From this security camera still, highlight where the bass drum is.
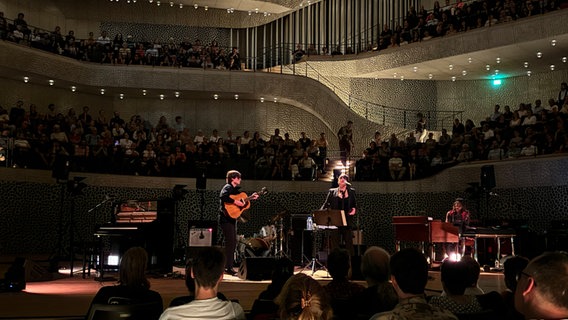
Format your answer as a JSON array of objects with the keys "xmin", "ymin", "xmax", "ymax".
[{"xmin": 245, "ymin": 238, "xmax": 270, "ymax": 257}]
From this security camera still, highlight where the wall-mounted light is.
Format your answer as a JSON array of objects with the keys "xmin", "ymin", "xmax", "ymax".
[
  {"xmin": 169, "ymin": 1, "xmax": 173, "ymax": 7},
  {"xmin": 563, "ymin": 57, "xmax": 567, "ymax": 63},
  {"xmin": 496, "ymin": 57, "xmax": 501, "ymax": 64},
  {"xmin": 179, "ymin": 3, "xmax": 183, "ymax": 8},
  {"xmin": 142, "ymin": 89, "xmax": 147, "ymax": 96},
  {"xmin": 451, "ymin": 76, "xmax": 456, "ymax": 82},
  {"xmin": 213, "ymin": 94, "xmax": 219, "ymax": 100},
  {"xmin": 551, "ymin": 39, "xmax": 557, "ymax": 46},
  {"xmin": 159, "ymin": 94, "xmax": 165, "ymax": 100},
  {"xmin": 71, "ymin": 86, "xmax": 77, "ymax": 92},
  {"xmin": 156, "ymin": 1, "xmax": 161, "ymax": 6},
  {"xmin": 260, "ymin": 97, "xmax": 265, "ymax": 102},
  {"xmin": 537, "ymin": 51, "xmax": 542, "ymax": 58},
  {"xmin": 462, "ymin": 70, "xmax": 467, "ymax": 76},
  {"xmin": 100, "ymin": 89, "xmax": 105, "ymax": 95},
  {"xmin": 448, "ymin": 64, "xmax": 453, "ymax": 70},
  {"xmin": 550, "ymin": 64, "xmax": 555, "ymax": 71},
  {"xmin": 413, "ymin": 66, "xmax": 418, "ymax": 72},
  {"xmin": 204, "ymin": 5, "xmax": 208, "ymax": 10},
  {"xmin": 23, "ymin": 76, "xmax": 29, "ymax": 83},
  {"xmin": 49, "ymin": 79, "xmax": 54, "ymax": 86},
  {"xmin": 174, "ymin": 91, "xmax": 180, "ymax": 98},
  {"xmin": 428, "ymin": 74, "xmax": 433, "ymax": 79},
  {"xmin": 234, "ymin": 94, "xmax": 239, "ymax": 100},
  {"xmin": 527, "ymin": 70, "xmax": 532, "ymax": 76},
  {"xmin": 273, "ymin": 97, "xmax": 278, "ymax": 103},
  {"xmin": 524, "ymin": 61, "xmax": 529, "ymax": 68},
  {"xmin": 468, "ymin": 57, "xmax": 472, "ymax": 63},
  {"xmin": 400, "ymin": 76, "xmax": 404, "ymax": 81},
  {"xmin": 485, "ymin": 64, "xmax": 491, "ymax": 71},
  {"xmin": 194, "ymin": 3, "xmax": 198, "ymax": 9}
]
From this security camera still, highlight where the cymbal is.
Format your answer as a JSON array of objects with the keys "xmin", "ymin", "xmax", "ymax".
[{"xmin": 271, "ymin": 210, "xmax": 289, "ymax": 223}]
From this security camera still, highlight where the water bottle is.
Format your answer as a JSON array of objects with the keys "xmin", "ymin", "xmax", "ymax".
[{"xmin": 306, "ymin": 216, "xmax": 313, "ymax": 230}]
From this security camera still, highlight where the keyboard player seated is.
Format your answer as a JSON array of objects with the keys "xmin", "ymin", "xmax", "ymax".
[{"xmin": 445, "ymin": 198, "xmax": 474, "ymax": 257}]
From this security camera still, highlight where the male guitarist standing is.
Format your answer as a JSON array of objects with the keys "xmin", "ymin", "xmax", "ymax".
[{"xmin": 219, "ymin": 170, "xmax": 259, "ymax": 276}]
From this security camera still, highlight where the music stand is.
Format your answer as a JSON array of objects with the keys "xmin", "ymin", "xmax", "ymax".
[
  {"xmin": 313, "ymin": 209, "xmax": 346, "ymax": 229},
  {"xmin": 302, "ymin": 209, "xmax": 346, "ymax": 276}
]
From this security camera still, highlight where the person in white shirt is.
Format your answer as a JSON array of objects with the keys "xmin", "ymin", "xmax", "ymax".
[{"xmin": 159, "ymin": 247, "xmax": 245, "ymax": 320}]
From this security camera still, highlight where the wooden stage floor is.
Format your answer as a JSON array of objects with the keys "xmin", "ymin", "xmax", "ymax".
[{"xmin": 0, "ymin": 263, "xmax": 507, "ymax": 320}]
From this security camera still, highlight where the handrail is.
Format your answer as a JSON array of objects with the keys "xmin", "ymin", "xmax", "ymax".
[{"xmin": 274, "ymin": 57, "xmax": 463, "ymax": 130}]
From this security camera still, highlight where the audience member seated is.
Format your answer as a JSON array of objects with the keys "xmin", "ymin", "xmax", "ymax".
[
  {"xmin": 85, "ymin": 247, "xmax": 163, "ymax": 318},
  {"xmin": 514, "ymin": 251, "xmax": 568, "ymax": 320},
  {"xmin": 500, "ymin": 256, "xmax": 529, "ymax": 320},
  {"xmin": 274, "ymin": 273, "xmax": 333, "ymax": 320},
  {"xmin": 159, "ymin": 246, "xmax": 245, "ymax": 320},
  {"xmin": 324, "ymin": 248, "xmax": 365, "ymax": 319},
  {"xmin": 429, "ymin": 260, "xmax": 485, "ymax": 314},
  {"xmin": 248, "ymin": 257, "xmax": 294, "ymax": 320},
  {"xmin": 168, "ymin": 256, "xmax": 228, "ymax": 307},
  {"xmin": 370, "ymin": 248, "xmax": 458, "ymax": 320},
  {"xmin": 351, "ymin": 246, "xmax": 398, "ymax": 320},
  {"xmin": 461, "ymin": 256, "xmax": 484, "ymax": 296}
]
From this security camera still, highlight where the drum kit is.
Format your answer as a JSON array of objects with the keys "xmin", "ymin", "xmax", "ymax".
[{"xmin": 237, "ymin": 210, "xmax": 289, "ymax": 260}]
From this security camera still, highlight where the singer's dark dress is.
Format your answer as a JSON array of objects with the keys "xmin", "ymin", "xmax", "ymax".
[{"xmin": 324, "ymin": 187, "xmax": 357, "ymax": 255}]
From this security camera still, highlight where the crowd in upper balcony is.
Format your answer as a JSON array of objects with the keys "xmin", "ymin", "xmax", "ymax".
[
  {"xmin": 1, "ymin": 81, "xmax": 567, "ymax": 182},
  {"xmin": 293, "ymin": 0, "xmax": 568, "ymax": 59},
  {"xmin": 3, "ymin": 0, "xmax": 568, "ymax": 68},
  {"xmin": 354, "ymin": 82, "xmax": 568, "ymax": 181},
  {"xmin": 0, "ymin": 12, "xmax": 241, "ymax": 70}
]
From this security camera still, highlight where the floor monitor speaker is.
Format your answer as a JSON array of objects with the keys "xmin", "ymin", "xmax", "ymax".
[{"xmin": 237, "ymin": 257, "xmax": 276, "ymax": 281}]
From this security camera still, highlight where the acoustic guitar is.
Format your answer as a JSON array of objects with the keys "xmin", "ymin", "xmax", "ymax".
[{"xmin": 225, "ymin": 187, "xmax": 267, "ymax": 221}]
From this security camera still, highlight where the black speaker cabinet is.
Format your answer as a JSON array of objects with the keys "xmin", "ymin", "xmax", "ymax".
[
  {"xmin": 238, "ymin": 257, "xmax": 276, "ymax": 281},
  {"xmin": 480, "ymin": 165, "xmax": 496, "ymax": 190}
]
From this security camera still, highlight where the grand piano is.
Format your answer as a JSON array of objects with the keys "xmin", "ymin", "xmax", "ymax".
[{"xmin": 94, "ymin": 199, "xmax": 175, "ymax": 275}]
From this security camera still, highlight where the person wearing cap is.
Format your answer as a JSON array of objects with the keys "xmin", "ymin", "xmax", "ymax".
[{"xmin": 321, "ymin": 173, "xmax": 357, "ymax": 256}]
